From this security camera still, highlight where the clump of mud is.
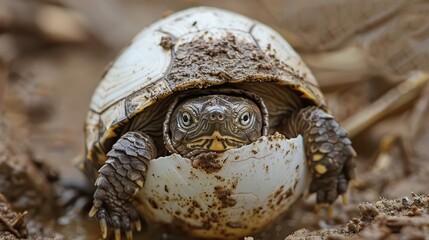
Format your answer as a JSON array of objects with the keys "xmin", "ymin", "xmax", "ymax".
[
  {"xmin": 0, "ymin": 193, "xmax": 27, "ymax": 240},
  {"xmin": 0, "ymin": 119, "xmax": 64, "ymax": 239},
  {"xmin": 0, "ymin": 192, "xmax": 64, "ymax": 240},
  {"xmin": 283, "ymin": 194, "xmax": 429, "ymax": 240},
  {"xmin": 0, "ymin": 119, "xmax": 58, "ymax": 215},
  {"xmin": 351, "ymin": 194, "xmax": 429, "ymax": 239}
]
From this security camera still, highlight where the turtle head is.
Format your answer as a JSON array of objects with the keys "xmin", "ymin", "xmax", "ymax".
[{"xmin": 165, "ymin": 94, "xmax": 264, "ymax": 157}]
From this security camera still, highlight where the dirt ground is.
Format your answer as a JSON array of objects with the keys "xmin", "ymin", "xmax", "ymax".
[{"xmin": 1, "ymin": 0, "xmax": 429, "ymax": 239}]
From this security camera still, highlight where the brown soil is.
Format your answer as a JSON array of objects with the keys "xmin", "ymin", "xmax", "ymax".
[
  {"xmin": 0, "ymin": 118, "xmax": 63, "ymax": 239},
  {"xmin": 282, "ymin": 194, "xmax": 429, "ymax": 240},
  {"xmin": 0, "ymin": 193, "xmax": 27, "ymax": 240},
  {"xmin": 0, "ymin": 1, "xmax": 428, "ymax": 239}
]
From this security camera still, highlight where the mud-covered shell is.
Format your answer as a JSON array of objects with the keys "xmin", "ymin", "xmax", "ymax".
[
  {"xmin": 136, "ymin": 133, "xmax": 310, "ymax": 238},
  {"xmin": 84, "ymin": 7, "xmax": 325, "ymax": 171}
]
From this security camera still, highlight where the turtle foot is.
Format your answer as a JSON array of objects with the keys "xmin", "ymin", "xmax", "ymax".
[
  {"xmin": 302, "ymin": 107, "xmax": 356, "ymax": 204},
  {"xmin": 281, "ymin": 106, "xmax": 356, "ymax": 204},
  {"xmin": 89, "ymin": 198, "xmax": 141, "ymax": 240},
  {"xmin": 88, "ymin": 131, "xmax": 155, "ymax": 239}
]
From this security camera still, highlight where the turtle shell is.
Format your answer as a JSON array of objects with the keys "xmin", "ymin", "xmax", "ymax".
[{"xmin": 83, "ymin": 7, "xmax": 326, "ymax": 175}]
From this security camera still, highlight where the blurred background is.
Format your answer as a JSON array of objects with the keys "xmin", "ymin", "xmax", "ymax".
[{"xmin": 0, "ymin": 0, "xmax": 428, "ymax": 239}]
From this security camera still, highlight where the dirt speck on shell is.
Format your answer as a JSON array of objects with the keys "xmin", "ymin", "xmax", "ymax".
[
  {"xmin": 214, "ymin": 186, "xmax": 237, "ymax": 208},
  {"xmin": 226, "ymin": 221, "xmax": 247, "ymax": 229},
  {"xmin": 159, "ymin": 36, "xmax": 175, "ymax": 50},
  {"xmin": 192, "ymin": 152, "xmax": 223, "ymax": 173}
]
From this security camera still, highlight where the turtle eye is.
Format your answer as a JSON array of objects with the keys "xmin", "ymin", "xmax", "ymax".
[
  {"xmin": 239, "ymin": 111, "xmax": 251, "ymax": 126},
  {"xmin": 181, "ymin": 111, "xmax": 192, "ymax": 126}
]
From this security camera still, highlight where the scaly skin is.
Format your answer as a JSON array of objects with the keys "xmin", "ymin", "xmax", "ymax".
[
  {"xmin": 281, "ymin": 106, "xmax": 356, "ymax": 204},
  {"xmin": 90, "ymin": 103, "xmax": 354, "ymax": 239},
  {"xmin": 89, "ymin": 132, "xmax": 156, "ymax": 240},
  {"xmin": 164, "ymin": 93, "xmax": 266, "ymax": 157}
]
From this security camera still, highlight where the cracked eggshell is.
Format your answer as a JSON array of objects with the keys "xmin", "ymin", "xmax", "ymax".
[{"xmin": 135, "ymin": 133, "xmax": 310, "ymax": 238}]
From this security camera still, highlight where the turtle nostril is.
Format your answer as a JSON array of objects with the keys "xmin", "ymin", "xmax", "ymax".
[{"xmin": 209, "ymin": 111, "xmax": 225, "ymax": 121}]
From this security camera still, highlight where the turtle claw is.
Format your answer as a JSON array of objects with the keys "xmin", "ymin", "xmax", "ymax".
[
  {"xmin": 327, "ymin": 205, "xmax": 333, "ymax": 218},
  {"xmin": 341, "ymin": 194, "xmax": 349, "ymax": 205},
  {"xmin": 115, "ymin": 229, "xmax": 121, "ymax": 240},
  {"xmin": 100, "ymin": 218, "xmax": 108, "ymax": 239},
  {"xmin": 315, "ymin": 203, "xmax": 333, "ymax": 217},
  {"xmin": 351, "ymin": 178, "xmax": 360, "ymax": 187},
  {"xmin": 89, "ymin": 200, "xmax": 141, "ymax": 240},
  {"xmin": 134, "ymin": 219, "xmax": 142, "ymax": 232},
  {"xmin": 89, "ymin": 206, "xmax": 97, "ymax": 218},
  {"xmin": 126, "ymin": 230, "xmax": 133, "ymax": 240}
]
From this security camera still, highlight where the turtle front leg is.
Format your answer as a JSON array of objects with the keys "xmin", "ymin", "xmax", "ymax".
[
  {"xmin": 281, "ymin": 106, "xmax": 356, "ymax": 204},
  {"xmin": 89, "ymin": 132, "xmax": 156, "ymax": 240}
]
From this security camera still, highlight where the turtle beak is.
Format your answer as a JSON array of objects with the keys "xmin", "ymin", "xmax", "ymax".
[
  {"xmin": 208, "ymin": 130, "xmax": 228, "ymax": 151},
  {"xmin": 186, "ymin": 130, "xmax": 245, "ymax": 152}
]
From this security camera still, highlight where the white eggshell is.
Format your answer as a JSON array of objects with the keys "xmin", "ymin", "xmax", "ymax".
[{"xmin": 136, "ymin": 133, "xmax": 310, "ymax": 238}]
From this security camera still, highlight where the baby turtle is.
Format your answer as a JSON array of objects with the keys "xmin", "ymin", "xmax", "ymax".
[{"xmin": 82, "ymin": 7, "xmax": 356, "ymax": 240}]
